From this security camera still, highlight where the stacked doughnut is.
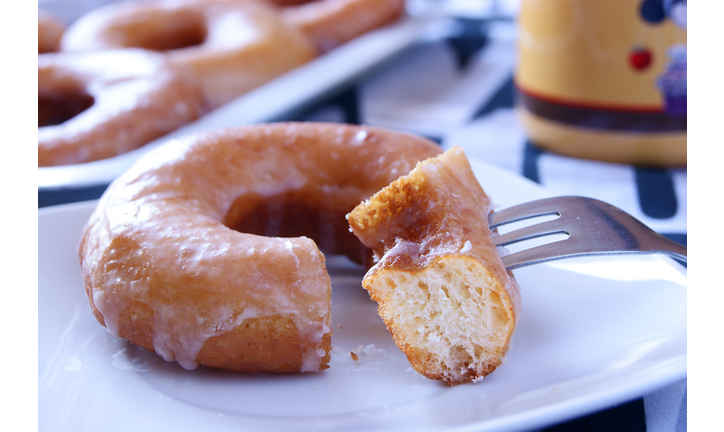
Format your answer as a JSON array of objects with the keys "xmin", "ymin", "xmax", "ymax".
[
  {"xmin": 38, "ymin": 0, "xmax": 406, "ymax": 166},
  {"xmin": 38, "ymin": 7, "xmax": 209, "ymax": 167},
  {"xmin": 38, "ymin": 49, "xmax": 207, "ymax": 166},
  {"xmin": 38, "ymin": 10, "xmax": 66, "ymax": 54}
]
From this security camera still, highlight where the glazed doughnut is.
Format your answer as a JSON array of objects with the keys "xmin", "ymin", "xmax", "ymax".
[
  {"xmin": 347, "ymin": 147, "xmax": 522, "ymax": 384},
  {"xmin": 78, "ymin": 122, "xmax": 442, "ymax": 373},
  {"xmin": 38, "ymin": 49, "xmax": 207, "ymax": 166},
  {"xmin": 60, "ymin": 0, "xmax": 317, "ymax": 109},
  {"xmin": 282, "ymin": 0, "xmax": 407, "ymax": 52},
  {"xmin": 38, "ymin": 10, "xmax": 66, "ymax": 53},
  {"xmin": 267, "ymin": 0, "xmax": 313, "ymax": 5}
]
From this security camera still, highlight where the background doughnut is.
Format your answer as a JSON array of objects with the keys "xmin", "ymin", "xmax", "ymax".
[
  {"xmin": 59, "ymin": 0, "xmax": 317, "ymax": 109},
  {"xmin": 281, "ymin": 0, "xmax": 407, "ymax": 52},
  {"xmin": 38, "ymin": 49, "xmax": 207, "ymax": 166},
  {"xmin": 38, "ymin": 10, "xmax": 66, "ymax": 53},
  {"xmin": 267, "ymin": 0, "xmax": 314, "ymax": 5}
]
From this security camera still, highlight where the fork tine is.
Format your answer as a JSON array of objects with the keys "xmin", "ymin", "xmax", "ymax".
[
  {"xmin": 499, "ymin": 236, "xmax": 612, "ymax": 270},
  {"xmin": 493, "ymin": 216, "xmax": 570, "ymax": 247},
  {"xmin": 499, "ymin": 239, "xmax": 572, "ymax": 270},
  {"xmin": 489, "ymin": 196, "xmax": 564, "ymax": 228},
  {"xmin": 493, "ymin": 196, "xmax": 687, "ymax": 270}
]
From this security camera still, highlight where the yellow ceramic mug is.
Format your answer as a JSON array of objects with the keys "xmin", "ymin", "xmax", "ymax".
[{"xmin": 516, "ymin": 0, "xmax": 687, "ymax": 166}]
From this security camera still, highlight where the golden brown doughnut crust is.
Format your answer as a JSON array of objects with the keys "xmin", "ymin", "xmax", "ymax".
[
  {"xmin": 267, "ymin": 0, "xmax": 313, "ymax": 5},
  {"xmin": 78, "ymin": 122, "xmax": 442, "ymax": 373},
  {"xmin": 348, "ymin": 147, "xmax": 522, "ymax": 384},
  {"xmin": 282, "ymin": 0, "xmax": 407, "ymax": 52},
  {"xmin": 38, "ymin": 10, "xmax": 66, "ymax": 53},
  {"xmin": 60, "ymin": 0, "xmax": 317, "ymax": 109},
  {"xmin": 38, "ymin": 49, "xmax": 207, "ymax": 166}
]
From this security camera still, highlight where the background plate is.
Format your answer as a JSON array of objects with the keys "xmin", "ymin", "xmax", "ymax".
[{"xmin": 38, "ymin": 158, "xmax": 687, "ymax": 431}]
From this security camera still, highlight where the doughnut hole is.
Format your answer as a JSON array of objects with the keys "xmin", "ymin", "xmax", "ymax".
[
  {"xmin": 224, "ymin": 191, "xmax": 373, "ymax": 265},
  {"xmin": 38, "ymin": 91, "xmax": 94, "ymax": 127}
]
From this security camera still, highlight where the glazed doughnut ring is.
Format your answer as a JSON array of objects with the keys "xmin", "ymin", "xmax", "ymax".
[
  {"xmin": 60, "ymin": 0, "xmax": 318, "ymax": 109},
  {"xmin": 38, "ymin": 10, "xmax": 66, "ymax": 53},
  {"xmin": 78, "ymin": 122, "xmax": 442, "ymax": 373},
  {"xmin": 38, "ymin": 49, "xmax": 207, "ymax": 166},
  {"xmin": 282, "ymin": 0, "xmax": 407, "ymax": 53}
]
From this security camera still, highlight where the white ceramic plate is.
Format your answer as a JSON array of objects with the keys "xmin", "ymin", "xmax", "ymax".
[
  {"xmin": 38, "ymin": 159, "xmax": 687, "ymax": 431},
  {"xmin": 38, "ymin": 11, "xmax": 449, "ymax": 191}
]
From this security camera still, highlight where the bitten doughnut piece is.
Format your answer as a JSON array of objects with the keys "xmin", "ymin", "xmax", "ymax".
[
  {"xmin": 347, "ymin": 147, "xmax": 522, "ymax": 384},
  {"xmin": 78, "ymin": 122, "xmax": 441, "ymax": 373}
]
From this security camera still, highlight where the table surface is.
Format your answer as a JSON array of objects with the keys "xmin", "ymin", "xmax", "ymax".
[{"xmin": 37, "ymin": 6, "xmax": 687, "ymax": 431}]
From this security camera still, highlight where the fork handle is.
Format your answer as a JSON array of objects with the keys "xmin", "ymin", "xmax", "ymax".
[
  {"xmin": 656, "ymin": 236, "xmax": 687, "ymax": 264},
  {"xmin": 501, "ymin": 247, "xmax": 687, "ymax": 271},
  {"xmin": 500, "ymin": 236, "xmax": 687, "ymax": 270}
]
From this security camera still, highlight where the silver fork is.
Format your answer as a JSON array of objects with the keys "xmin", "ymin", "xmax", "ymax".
[{"xmin": 488, "ymin": 196, "xmax": 687, "ymax": 271}]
